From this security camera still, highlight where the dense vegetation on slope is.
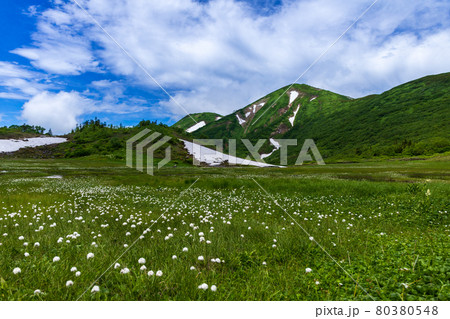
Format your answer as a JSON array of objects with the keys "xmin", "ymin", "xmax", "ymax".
[
  {"xmin": 173, "ymin": 112, "xmax": 222, "ymax": 131},
  {"xmin": 190, "ymin": 73, "xmax": 450, "ymax": 163},
  {"xmin": 0, "ymin": 124, "xmax": 48, "ymax": 139}
]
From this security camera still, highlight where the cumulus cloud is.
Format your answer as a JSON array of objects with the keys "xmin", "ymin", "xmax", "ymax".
[
  {"xmin": 21, "ymin": 91, "xmax": 91, "ymax": 134},
  {"xmin": 8, "ymin": 0, "xmax": 450, "ymax": 120}
]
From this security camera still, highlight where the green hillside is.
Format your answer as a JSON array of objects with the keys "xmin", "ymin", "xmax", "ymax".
[
  {"xmin": 192, "ymin": 73, "xmax": 450, "ymax": 163},
  {"xmin": 173, "ymin": 112, "xmax": 222, "ymax": 131},
  {"xmin": 1, "ymin": 119, "xmax": 193, "ymax": 164}
]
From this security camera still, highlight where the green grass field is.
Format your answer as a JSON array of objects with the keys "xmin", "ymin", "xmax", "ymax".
[{"xmin": 0, "ymin": 157, "xmax": 448, "ymax": 300}]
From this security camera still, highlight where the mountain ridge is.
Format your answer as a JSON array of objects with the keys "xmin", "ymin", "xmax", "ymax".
[{"xmin": 174, "ymin": 72, "xmax": 450, "ymax": 162}]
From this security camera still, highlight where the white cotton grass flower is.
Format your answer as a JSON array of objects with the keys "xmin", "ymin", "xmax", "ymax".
[
  {"xmin": 138, "ymin": 258, "xmax": 146, "ymax": 264},
  {"xmin": 198, "ymin": 256, "xmax": 204, "ymax": 261},
  {"xmin": 156, "ymin": 270, "xmax": 163, "ymax": 277},
  {"xmin": 401, "ymin": 283, "xmax": 409, "ymax": 289},
  {"xmin": 172, "ymin": 255, "xmax": 177, "ymax": 260},
  {"xmin": 198, "ymin": 283, "xmax": 208, "ymax": 290},
  {"xmin": 262, "ymin": 261, "xmax": 267, "ymax": 266},
  {"xmin": 24, "ymin": 252, "xmax": 30, "ymax": 257},
  {"xmin": 140, "ymin": 265, "xmax": 147, "ymax": 271},
  {"xmin": 182, "ymin": 247, "xmax": 188, "ymax": 252},
  {"xmin": 114, "ymin": 263, "xmax": 121, "ymax": 269},
  {"xmin": 71, "ymin": 267, "xmax": 77, "ymax": 272},
  {"xmin": 66, "ymin": 280, "xmax": 74, "ymax": 287},
  {"xmin": 315, "ymin": 281, "xmax": 320, "ymax": 285},
  {"xmin": 18, "ymin": 236, "xmax": 24, "ymax": 240},
  {"xmin": 53, "ymin": 256, "xmax": 60, "ymax": 262},
  {"xmin": 34, "ymin": 242, "xmax": 40, "ymax": 247},
  {"xmin": 13, "ymin": 267, "xmax": 21, "ymax": 275},
  {"xmin": 87, "ymin": 252, "xmax": 94, "ymax": 260},
  {"xmin": 120, "ymin": 268, "xmax": 130, "ymax": 274},
  {"xmin": 305, "ymin": 268, "xmax": 312, "ymax": 273},
  {"xmin": 190, "ymin": 266, "xmax": 196, "ymax": 271},
  {"xmin": 34, "ymin": 289, "xmax": 42, "ymax": 295},
  {"xmin": 309, "ymin": 236, "xmax": 314, "ymax": 241},
  {"xmin": 75, "ymin": 271, "xmax": 81, "ymax": 277},
  {"xmin": 147, "ymin": 270, "xmax": 154, "ymax": 276},
  {"xmin": 91, "ymin": 285, "xmax": 100, "ymax": 293},
  {"xmin": 211, "ymin": 285, "xmax": 217, "ymax": 292}
]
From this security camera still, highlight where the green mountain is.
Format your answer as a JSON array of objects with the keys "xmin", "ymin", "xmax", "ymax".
[
  {"xmin": 189, "ymin": 72, "xmax": 450, "ymax": 163},
  {"xmin": 173, "ymin": 112, "xmax": 222, "ymax": 132}
]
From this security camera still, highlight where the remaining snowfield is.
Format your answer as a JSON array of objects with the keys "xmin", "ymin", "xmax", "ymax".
[
  {"xmin": 0, "ymin": 137, "xmax": 67, "ymax": 153},
  {"xmin": 186, "ymin": 121, "xmax": 206, "ymax": 133},
  {"xmin": 182, "ymin": 140, "xmax": 276, "ymax": 167}
]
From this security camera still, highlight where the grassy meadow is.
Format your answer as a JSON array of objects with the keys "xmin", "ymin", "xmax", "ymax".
[{"xmin": 0, "ymin": 157, "xmax": 448, "ymax": 300}]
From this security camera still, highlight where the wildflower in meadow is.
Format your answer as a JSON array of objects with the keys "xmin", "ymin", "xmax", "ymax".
[
  {"xmin": 66, "ymin": 280, "xmax": 73, "ymax": 287},
  {"xmin": 305, "ymin": 268, "xmax": 312, "ymax": 273},
  {"xmin": 13, "ymin": 267, "xmax": 21, "ymax": 274},
  {"xmin": 75, "ymin": 271, "xmax": 81, "ymax": 277},
  {"xmin": 199, "ymin": 232, "xmax": 204, "ymax": 236},
  {"xmin": 24, "ymin": 252, "xmax": 30, "ymax": 257},
  {"xmin": 87, "ymin": 252, "xmax": 94, "ymax": 260},
  {"xmin": 190, "ymin": 266, "xmax": 196, "ymax": 271},
  {"xmin": 114, "ymin": 263, "xmax": 121, "ymax": 269},
  {"xmin": 262, "ymin": 261, "xmax": 267, "ymax": 266},
  {"xmin": 198, "ymin": 283, "xmax": 208, "ymax": 290},
  {"xmin": 182, "ymin": 247, "xmax": 188, "ymax": 252},
  {"xmin": 148, "ymin": 270, "xmax": 154, "ymax": 276},
  {"xmin": 138, "ymin": 258, "xmax": 146, "ymax": 264},
  {"xmin": 198, "ymin": 256, "xmax": 204, "ymax": 261},
  {"xmin": 315, "ymin": 281, "xmax": 320, "ymax": 285},
  {"xmin": 140, "ymin": 265, "xmax": 147, "ymax": 271},
  {"xmin": 71, "ymin": 267, "xmax": 77, "ymax": 272},
  {"xmin": 18, "ymin": 236, "xmax": 24, "ymax": 240},
  {"xmin": 91, "ymin": 285, "xmax": 100, "ymax": 293},
  {"xmin": 120, "ymin": 268, "xmax": 130, "ymax": 274},
  {"xmin": 53, "ymin": 256, "xmax": 60, "ymax": 262},
  {"xmin": 172, "ymin": 255, "xmax": 177, "ymax": 260},
  {"xmin": 34, "ymin": 289, "xmax": 42, "ymax": 295},
  {"xmin": 211, "ymin": 285, "xmax": 217, "ymax": 292},
  {"xmin": 156, "ymin": 270, "xmax": 163, "ymax": 277},
  {"xmin": 309, "ymin": 237, "xmax": 314, "ymax": 241},
  {"xmin": 34, "ymin": 242, "xmax": 40, "ymax": 247}
]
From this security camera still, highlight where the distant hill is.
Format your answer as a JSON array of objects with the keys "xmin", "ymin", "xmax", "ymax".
[
  {"xmin": 173, "ymin": 112, "xmax": 222, "ymax": 132},
  {"xmin": 186, "ymin": 72, "xmax": 450, "ymax": 163},
  {"xmin": 1, "ymin": 119, "xmax": 193, "ymax": 164},
  {"xmin": 0, "ymin": 124, "xmax": 48, "ymax": 139}
]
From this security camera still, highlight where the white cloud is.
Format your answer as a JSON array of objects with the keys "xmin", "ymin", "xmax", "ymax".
[
  {"xmin": 9, "ymin": 0, "xmax": 450, "ymax": 119},
  {"xmin": 21, "ymin": 91, "xmax": 90, "ymax": 134},
  {"xmin": 0, "ymin": 61, "xmax": 50, "ymax": 100},
  {"xmin": 20, "ymin": 89, "xmax": 148, "ymax": 134}
]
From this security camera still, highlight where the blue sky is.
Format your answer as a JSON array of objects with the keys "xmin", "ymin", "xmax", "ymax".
[{"xmin": 0, "ymin": 0, "xmax": 449, "ymax": 134}]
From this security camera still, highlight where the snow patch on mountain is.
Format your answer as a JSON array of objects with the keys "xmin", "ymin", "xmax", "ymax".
[
  {"xmin": 236, "ymin": 114, "xmax": 246, "ymax": 125},
  {"xmin": 182, "ymin": 140, "xmax": 277, "ymax": 167},
  {"xmin": 288, "ymin": 104, "xmax": 300, "ymax": 126},
  {"xmin": 289, "ymin": 91, "xmax": 299, "ymax": 105},
  {"xmin": 186, "ymin": 121, "xmax": 206, "ymax": 133},
  {"xmin": 0, "ymin": 137, "xmax": 67, "ymax": 153},
  {"xmin": 260, "ymin": 138, "xmax": 281, "ymax": 159}
]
